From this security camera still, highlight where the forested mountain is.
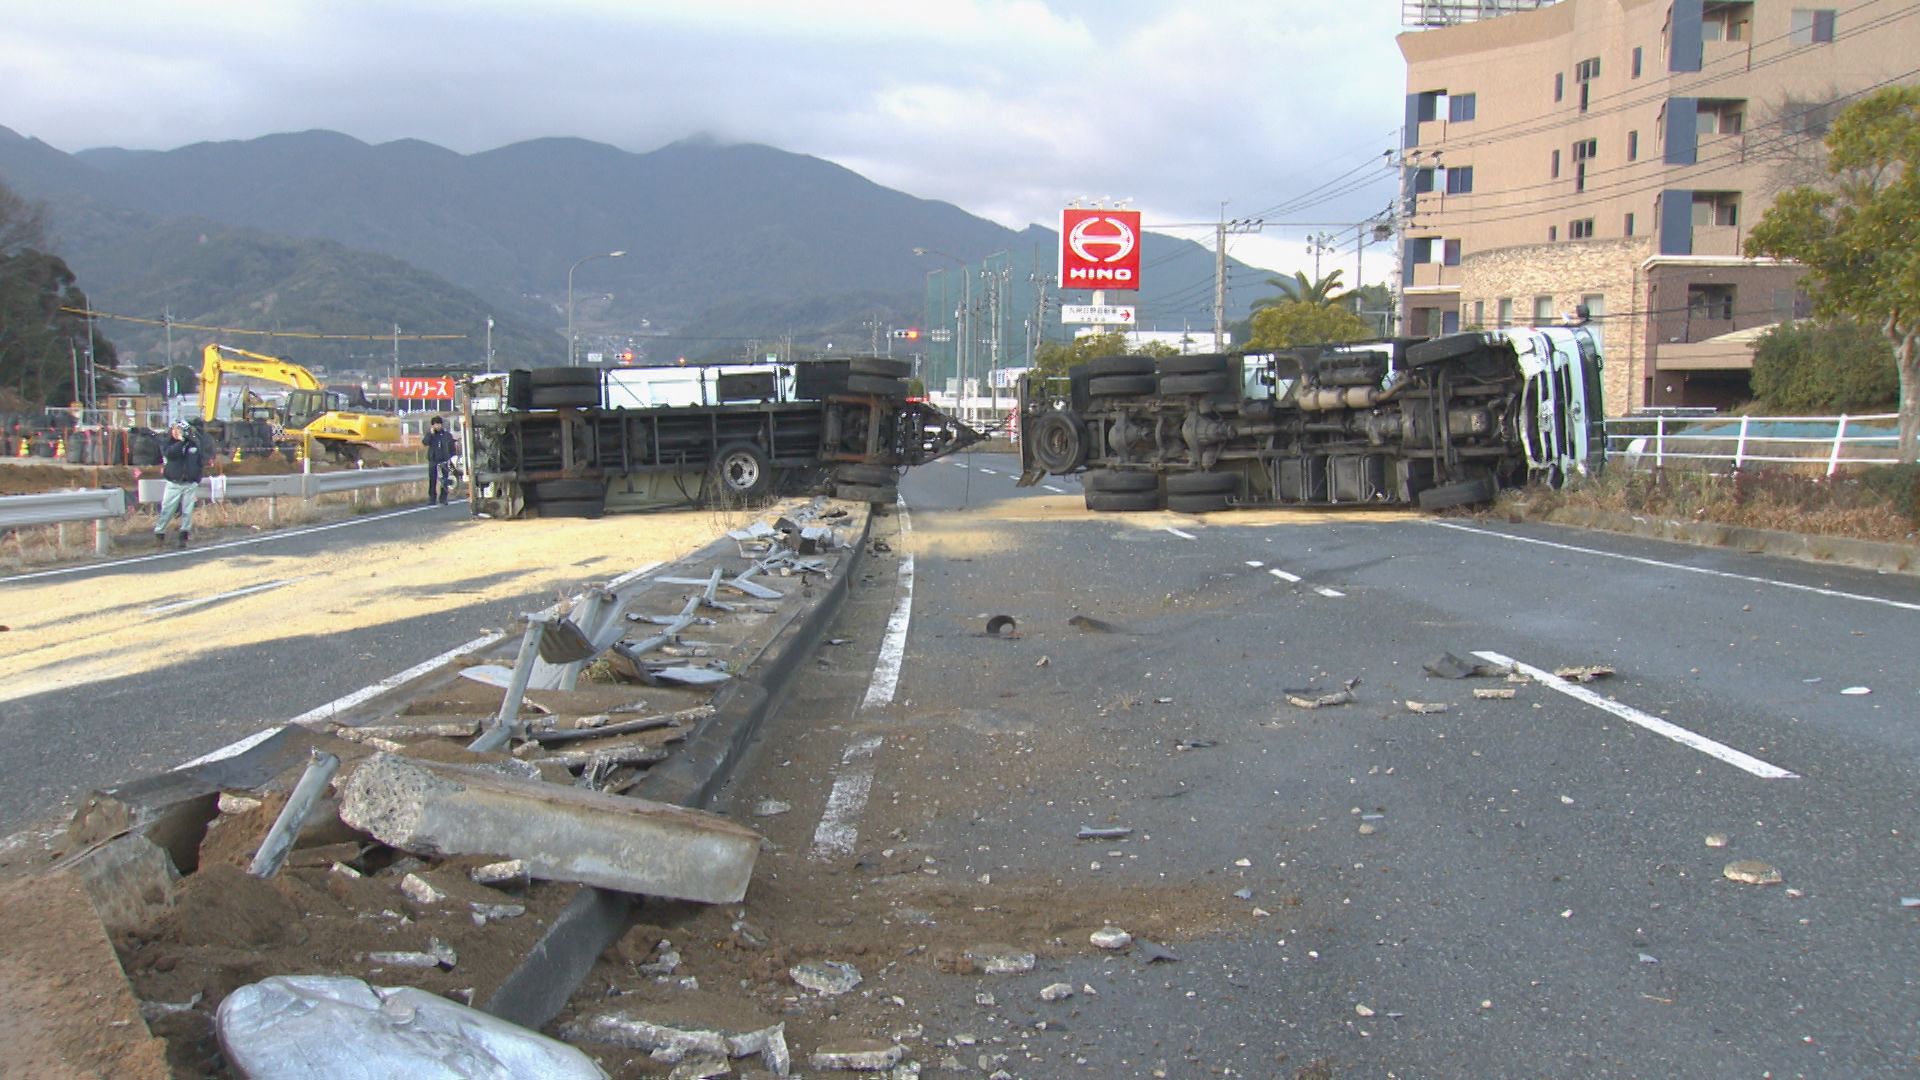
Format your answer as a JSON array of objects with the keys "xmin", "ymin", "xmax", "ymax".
[{"xmin": 0, "ymin": 125, "xmax": 1273, "ymax": 370}]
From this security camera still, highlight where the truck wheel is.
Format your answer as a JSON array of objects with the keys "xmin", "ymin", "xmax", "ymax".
[
  {"xmin": 1082, "ymin": 469, "xmax": 1157, "ymax": 494},
  {"xmin": 1075, "ymin": 355, "xmax": 1156, "ymax": 377},
  {"xmin": 527, "ymin": 367, "xmax": 602, "ymax": 387},
  {"xmin": 531, "ymin": 478, "xmax": 604, "ymax": 501},
  {"xmin": 710, "ymin": 441, "xmax": 772, "ymax": 500},
  {"xmin": 1167, "ymin": 492, "xmax": 1231, "ymax": 513},
  {"xmin": 849, "ymin": 357, "xmax": 912, "ymax": 379},
  {"xmin": 832, "ymin": 463, "xmax": 899, "ymax": 486},
  {"xmin": 1406, "ymin": 332, "xmax": 1490, "ymax": 367},
  {"xmin": 1157, "ymin": 373, "xmax": 1231, "ymax": 395},
  {"xmin": 1085, "ymin": 490, "xmax": 1161, "ymax": 512},
  {"xmin": 1156, "ymin": 353, "xmax": 1233, "ymax": 376},
  {"xmin": 846, "ymin": 374, "xmax": 909, "ymax": 397},
  {"xmin": 1416, "ymin": 474, "xmax": 1498, "ymax": 511},
  {"xmin": 833, "ymin": 481, "xmax": 898, "ymax": 505},
  {"xmin": 1166, "ymin": 471, "xmax": 1237, "ymax": 495},
  {"xmin": 1027, "ymin": 411, "xmax": 1088, "ymax": 473},
  {"xmin": 1087, "ymin": 374, "xmax": 1157, "ymax": 396},
  {"xmin": 530, "ymin": 385, "xmax": 601, "ymax": 408}
]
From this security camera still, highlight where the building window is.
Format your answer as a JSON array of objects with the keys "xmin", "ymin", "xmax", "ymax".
[
  {"xmin": 1691, "ymin": 191, "xmax": 1740, "ymax": 227},
  {"xmin": 1548, "ymin": 225, "xmax": 1559, "ymax": 242},
  {"xmin": 1444, "ymin": 166, "xmax": 1474, "ymax": 194},
  {"xmin": 1625, "ymin": 211, "xmax": 1636, "ymax": 235},
  {"xmin": 1554, "ymin": 72, "xmax": 1564, "ymax": 103},
  {"xmin": 1632, "ymin": 46, "xmax": 1643, "ymax": 78},
  {"xmin": 1629, "ymin": 130, "xmax": 1639, "ymax": 160},
  {"xmin": 1473, "ymin": 300, "xmax": 1485, "ymax": 327},
  {"xmin": 1408, "ymin": 237, "xmax": 1434, "ymax": 263},
  {"xmin": 1699, "ymin": 99, "xmax": 1746, "ymax": 135},
  {"xmin": 1581, "ymin": 294, "xmax": 1606, "ymax": 320},
  {"xmin": 1572, "ymin": 138, "xmax": 1596, "ymax": 193},
  {"xmin": 1551, "ymin": 149, "xmax": 1561, "ymax": 178},
  {"xmin": 1497, "ymin": 298, "xmax": 1514, "ymax": 327},
  {"xmin": 1533, "ymin": 295, "xmax": 1555, "ymax": 323},
  {"xmin": 1569, "ymin": 218, "xmax": 1596, "ymax": 240},
  {"xmin": 1687, "ymin": 283, "xmax": 1736, "ymax": 321},
  {"xmin": 1443, "ymin": 238, "xmax": 1462, "ymax": 266},
  {"xmin": 1791, "ymin": 9, "xmax": 1836, "ymax": 44},
  {"xmin": 1416, "ymin": 90, "xmax": 1443, "ymax": 122},
  {"xmin": 1448, "ymin": 93, "xmax": 1477, "ymax": 122}
]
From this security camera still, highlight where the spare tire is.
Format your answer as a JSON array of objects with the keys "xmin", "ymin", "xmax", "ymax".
[
  {"xmin": 1166, "ymin": 470, "xmax": 1237, "ymax": 495},
  {"xmin": 1027, "ymin": 411, "xmax": 1088, "ymax": 474},
  {"xmin": 1157, "ymin": 353, "xmax": 1233, "ymax": 376},
  {"xmin": 1087, "ymin": 374, "xmax": 1157, "ymax": 396},
  {"xmin": 1082, "ymin": 469, "xmax": 1157, "ymax": 494},
  {"xmin": 1085, "ymin": 490, "xmax": 1161, "ymax": 512},
  {"xmin": 1074, "ymin": 355, "xmax": 1155, "ymax": 378}
]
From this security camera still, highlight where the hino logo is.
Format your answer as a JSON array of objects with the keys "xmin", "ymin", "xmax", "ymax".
[
  {"xmin": 1067, "ymin": 215, "xmax": 1138, "ymax": 265},
  {"xmin": 1065, "ymin": 266, "xmax": 1137, "ymax": 284}
]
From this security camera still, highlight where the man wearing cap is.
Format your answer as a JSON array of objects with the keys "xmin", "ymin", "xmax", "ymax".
[{"xmin": 154, "ymin": 420, "xmax": 204, "ymax": 548}]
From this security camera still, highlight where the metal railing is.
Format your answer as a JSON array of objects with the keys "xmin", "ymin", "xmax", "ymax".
[
  {"xmin": 1604, "ymin": 413, "xmax": 1905, "ymax": 475},
  {"xmin": 0, "ymin": 465, "xmax": 427, "ymax": 534}
]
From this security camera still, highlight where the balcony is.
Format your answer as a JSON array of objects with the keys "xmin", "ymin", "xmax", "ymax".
[
  {"xmin": 1691, "ymin": 225, "xmax": 1743, "ymax": 256},
  {"xmin": 1406, "ymin": 263, "xmax": 1462, "ymax": 289}
]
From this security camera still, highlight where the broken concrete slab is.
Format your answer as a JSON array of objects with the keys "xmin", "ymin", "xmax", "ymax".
[
  {"xmin": 54, "ymin": 833, "xmax": 179, "ymax": 934},
  {"xmin": 561, "ymin": 1012, "xmax": 790, "ymax": 1074},
  {"xmin": 808, "ymin": 1039, "xmax": 905, "ymax": 1072},
  {"xmin": 338, "ymin": 753, "xmax": 762, "ymax": 903}
]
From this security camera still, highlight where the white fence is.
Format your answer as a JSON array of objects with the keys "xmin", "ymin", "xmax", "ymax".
[{"xmin": 1604, "ymin": 413, "xmax": 1906, "ymax": 475}]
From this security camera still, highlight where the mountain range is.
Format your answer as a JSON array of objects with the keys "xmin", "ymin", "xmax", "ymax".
[{"xmin": 0, "ymin": 125, "xmax": 1278, "ymax": 376}]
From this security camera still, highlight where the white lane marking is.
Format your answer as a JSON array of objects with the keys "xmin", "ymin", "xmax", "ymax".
[
  {"xmin": 1431, "ymin": 521, "xmax": 1920, "ymax": 614},
  {"xmin": 863, "ymin": 552, "xmax": 916, "ymax": 709},
  {"xmin": 0, "ymin": 501, "xmax": 460, "ymax": 585},
  {"xmin": 1268, "ymin": 568, "xmax": 1302, "ymax": 583},
  {"xmin": 1042, "ymin": 484, "xmax": 1066, "ymax": 493},
  {"xmin": 946, "ymin": 460, "xmax": 968, "ymax": 468},
  {"xmin": 1474, "ymin": 650, "xmax": 1800, "ymax": 780},
  {"xmin": 1246, "ymin": 560, "xmax": 1265, "ymax": 568},
  {"xmin": 144, "ymin": 576, "xmax": 310, "ymax": 615},
  {"xmin": 1313, "ymin": 586, "xmax": 1346, "ymax": 598},
  {"xmin": 1164, "ymin": 527, "xmax": 1197, "ymax": 541},
  {"xmin": 810, "ymin": 736, "xmax": 885, "ymax": 858},
  {"xmin": 978, "ymin": 468, "xmax": 999, "ymax": 476}
]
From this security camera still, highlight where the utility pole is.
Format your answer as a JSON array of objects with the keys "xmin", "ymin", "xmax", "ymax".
[
  {"xmin": 392, "ymin": 324, "xmax": 401, "ymax": 415},
  {"xmin": 164, "ymin": 307, "xmax": 175, "ymax": 403},
  {"xmin": 1214, "ymin": 214, "xmax": 1263, "ymax": 351},
  {"xmin": 485, "ymin": 316, "xmax": 495, "ymax": 373},
  {"xmin": 1307, "ymin": 232, "xmax": 1338, "ymax": 280}
]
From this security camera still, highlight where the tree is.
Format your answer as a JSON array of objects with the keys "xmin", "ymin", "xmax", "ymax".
[
  {"xmin": 1750, "ymin": 319, "xmax": 1899, "ymax": 412},
  {"xmin": 1031, "ymin": 331, "xmax": 1172, "ymax": 378},
  {"xmin": 1747, "ymin": 86, "xmax": 1920, "ymax": 463},
  {"xmin": 1250, "ymin": 269, "xmax": 1346, "ymax": 312},
  {"xmin": 1246, "ymin": 300, "xmax": 1371, "ymax": 351}
]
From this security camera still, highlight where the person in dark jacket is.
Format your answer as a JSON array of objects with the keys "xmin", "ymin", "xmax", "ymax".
[
  {"xmin": 424, "ymin": 416, "xmax": 458, "ymax": 505},
  {"xmin": 153, "ymin": 420, "xmax": 204, "ymax": 548}
]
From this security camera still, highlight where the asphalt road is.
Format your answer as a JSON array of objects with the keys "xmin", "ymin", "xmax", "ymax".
[{"xmin": 739, "ymin": 451, "xmax": 1920, "ymax": 1078}]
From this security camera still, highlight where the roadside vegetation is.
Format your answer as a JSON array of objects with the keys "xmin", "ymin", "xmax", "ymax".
[{"xmin": 1509, "ymin": 465, "xmax": 1920, "ymax": 546}]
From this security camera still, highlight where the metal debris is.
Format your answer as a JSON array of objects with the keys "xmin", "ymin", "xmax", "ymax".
[{"xmin": 1076, "ymin": 826, "xmax": 1133, "ymax": 840}]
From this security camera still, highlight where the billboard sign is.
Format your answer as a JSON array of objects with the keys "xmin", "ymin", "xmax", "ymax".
[
  {"xmin": 1059, "ymin": 208, "xmax": 1143, "ymax": 292},
  {"xmin": 1061, "ymin": 304, "xmax": 1136, "ymax": 325},
  {"xmin": 394, "ymin": 376, "xmax": 456, "ymax": 400}
]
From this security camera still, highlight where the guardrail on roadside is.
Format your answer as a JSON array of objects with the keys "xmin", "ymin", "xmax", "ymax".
[{"xmin": 1604, "ymin": 413, "xmax": 1905, "ymax": 475}]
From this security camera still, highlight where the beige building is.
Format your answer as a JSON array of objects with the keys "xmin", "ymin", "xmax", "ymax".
[{"xmin": 1397, "ymin": 0, "xmax": 1919, "ymax": 412}]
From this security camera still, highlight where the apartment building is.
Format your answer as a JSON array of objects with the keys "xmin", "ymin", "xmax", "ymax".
[{"xmin": 1397, "ymin": 0, "xmax": 1918, "ymax": 412}]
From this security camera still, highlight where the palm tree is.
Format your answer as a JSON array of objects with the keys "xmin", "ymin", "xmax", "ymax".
[{"xmin": 1250, "ymin": 269, "xmax": 1346, "ymax": 311}]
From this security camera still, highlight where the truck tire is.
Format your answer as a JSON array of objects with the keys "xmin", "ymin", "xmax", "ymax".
[
  {"xmin": 832, "ymin": 462, "xmax": 899, "ymax": 487},
  {"xmin": 1087, "ymin": 374, "xmax": 1157, "ymax": 396},
  {"xmin": 527, "ymin": 367, "xmax": 602, "ymax": 387},
  {"xmin": 530, "ymin": 385, "xmax": 601, "ymax": 408},
  {"xmin": 1157, "ymin": 372, "xmax": 1231, "ymax": 395},
  {"xmin": 1027, "ymin": 411, "xmax": 1088, "ymax": 473},
  {"xmin": 1167, "ymin": 492, "xmax": 1232, "ymax": 513},
  {"xmin": 849, "ymin": 357, "xmax": 912, "ymax": 379},
  {"xmin": 1416, "ymin": 474, "xmax": 1498, "ymax": 511},
  {"xmin": 1076, "ymin": 355, "xmax": 1156, "ymax": 378},
  {"xmin": 1156, "ymin": 353, "xmax": 1233, "ymax": 376},
  {"xmin": 1406, "ymin": 332, "xmax": 1489, "ymax": 367},
  {"xmin": 710, "ymin": 441, "xmax": 772, "ymax": 500},
  {"xmin": 833, "ymin": 481, "xmax": 898, "ymax": 505},
  {"xmin": 1085, "ymin": 490, "xmax": 1161, "ymax": 512},
  {"xmin": 1166, "ymin": 470, "xmax": 1237, "ymax": 495},
  {"xmin": 1082, "ymin": 469, "xmax": 1157, "ymax": 494},
  {"xmin": 531, "ymin": 478, "xmax": 604, "ymax": 501},
  {"xmin": 846, "ymin": 374, "xmax": 909, "ymax": 398}
]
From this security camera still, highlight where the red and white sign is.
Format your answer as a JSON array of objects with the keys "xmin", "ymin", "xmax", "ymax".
[
  {"xmin": 1059, "ymin": 208, "xmax": 1143, "ymax": 292},
  {"xmin": 394, "ymin": 376, "xmax": 456, "ymax": 400}
]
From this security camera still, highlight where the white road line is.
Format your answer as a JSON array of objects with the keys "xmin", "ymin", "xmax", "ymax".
[
  {"xmin": 1473, "ymin": 650, "xmax": 1800, "ymax": 780},
  {"xmin": 1164, "ymin": 527, "xmax": 1197, "ymax": 540},
  {"xmin": 862, "ymin": 552, "xmax": 915, "ymax": 709},
  {"xmin": 1313, "ymin": 586, "xmax": 1346, "ymax": 598},
  {"xmin": 145, "ymin": 576, "xmax": 309, "ymax": 615},
  {"xmin": 1432, "ymin": 521, "xmax": 1920, "ymax": 614},
  {"xmin": 978, "ymin": 468, "xmax": 999, "ymax": 476},
  {"xmin": 1246, "ymin": 560, "xmax": 1265, "ymax": 567},
  {"xmin": 1268, "ymin": 568, "xmax": 1302, "ymax": 583},
  {"xmin": 1042, "ymin": 484, "xmax": 1066, "ymax": 493},
  {"xmin": 810, "ymin": 736, "xmax": 885, "ymax": 858}
]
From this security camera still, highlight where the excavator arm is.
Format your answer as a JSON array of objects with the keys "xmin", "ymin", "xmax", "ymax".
[{"xmin": 200, "ymin": 344, "xmax": 323, "ymax": 423}]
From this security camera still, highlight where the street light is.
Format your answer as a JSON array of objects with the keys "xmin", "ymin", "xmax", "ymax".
[
  {"xmin": 567, "ymin": 250, "xmax": 627, "ymax": 366},
  {"xmin": 914, "ymin": 248, "xmax": 968, "ymax": 401}
]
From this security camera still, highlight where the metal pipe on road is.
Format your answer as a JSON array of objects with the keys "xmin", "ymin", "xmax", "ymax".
[{"xmin": 248, "ymin": 750, "xmax": 342, "ymax": 878}]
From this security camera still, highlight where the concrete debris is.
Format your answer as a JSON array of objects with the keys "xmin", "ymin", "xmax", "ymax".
[
  {"xmin": 1724, "ymin": 860, "xmax": 1784, "ymax": 886},
  {"xmin": 1355, "ymin": 1004, "xmax": 1375, "ymax": 1017},
  {"xmin": 562, "ymin": 1013, "xmax": 790, "ymax": 1075},
  {"xmin": 1358, "ymin": 823, "xmax": 1377, "ymax": 836},
  {"xmin": 964, "ymin": 945, "xmax": 1036, "ymax": 975},
  {"xmin": 753, "ymin": 799, "xmax": 793, "ymax": 818},
  {"xmin": 1090, "ymin": 927, "xmax": 1133, "ymax": 951},
  {"xmin": 339, "ymin": 753, "xmax": 762, "ymax": 903},
  {"xmin": 807, "ymin": 1040, "xmax": 905, "ymax": 1072},
  {"xmin": 399, "ymin": 873, "xmax": 446, "ymax": 905},
  {"xmin": 1424, "ymin": 653, "xmax": 1513, "ymax": 679},
  {"xmin": 367, "ymin": 939, "xmax": 457, "ymax": 970},
  {"xmin": 1077, "ymin": 826, "xmax": 1133, "ymax": 840},
  {"xmin": 1705, "ymin": 833, "xmax": 1730, "ymax": 848},
  {"xmin": 218, "ymin": 793, "xmax": 264, "ymax": 815},
  {"xmin": 1404, "ymin": 700, "xmax": 1449, "ymax": 714},
  {"xmin": 61, "ymin": 833, "xmax": 180, "ymax": 934},
  {"xmin": 640, "ymin": 947, "xmax": 682, "ymax": 977},
  {"xmin": 1286, "ymin": 689, "xmax": 1353, "ymax": 709},
  {"xmin": 1040, "ymin": 983, "xmax": 1074, "ymax": 1002},
  {"xmin": 790, "ymin": 960, "xmax": 863, "ymax": 995},
  {"xmin": 217, "ymin": 975, "xmax": 606, "ymax": 1080},
  {"xmin": 1233, "ymin": 888, "xmax": 1254, "ymax": 900},
  {"xmin": 1473, "ymin": 688, "xmax": 1518, "ymax": 700},
  {"xmin": 470, "ymin": 859, "xmax": 529, "ymax": 887},
  {"xmin": 668, "ymin": 1055, "xmax": 730, "ymax": 1079},
  {"xmin": 975, "ymin": 993, "xmax": 996, "ymax": 1007},
  {"xmin": 1553, "ymin": 665, "xmax": 1615, "ymax": 683},
  {"xmin": 470, "ymin": 902, "xmax": 526, "ymax": 922}
]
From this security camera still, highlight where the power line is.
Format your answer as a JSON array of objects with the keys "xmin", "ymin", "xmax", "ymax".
[{"xmin": 60, "ymin": 306, "xmax": 468, "ymax": 341}]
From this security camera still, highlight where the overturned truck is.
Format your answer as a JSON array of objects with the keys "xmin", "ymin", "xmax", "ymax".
[
  {"xmin": 1017, "ymin": 327, "xmax": 1606, "ymax": 512},
  {"xmin": 462, "ymin": 357, "xmax": 981, "ymax": 518}
]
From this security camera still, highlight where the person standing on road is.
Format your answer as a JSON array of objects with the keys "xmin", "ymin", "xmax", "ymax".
[
  {"xmin": 424, "ymin": 415, "xmax": 458, "ymax": 505},
  {"xmin": 153, "ymin": 420, "xmax": 204, "ymax": 548}
]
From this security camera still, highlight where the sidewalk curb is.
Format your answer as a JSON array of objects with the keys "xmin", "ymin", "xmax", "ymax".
[{"xmin": 1526, "ymin": 505, "xmax": 1919, "ymax": 575}]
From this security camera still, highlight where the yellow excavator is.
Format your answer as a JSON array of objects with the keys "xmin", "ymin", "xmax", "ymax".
[{"xmin": 200, "ymin": 344, "xmax": 400, "ymax": 462}]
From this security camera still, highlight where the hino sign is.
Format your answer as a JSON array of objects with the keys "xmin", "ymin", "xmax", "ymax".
[{"xmin": 1059, "ymin": 208, "xmax": 1143, "ymax": 292}]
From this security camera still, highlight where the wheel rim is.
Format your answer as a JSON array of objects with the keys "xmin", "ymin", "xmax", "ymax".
[{"xmin": 721, "ymin": 452, "xmax": 762, "ymax": 491}]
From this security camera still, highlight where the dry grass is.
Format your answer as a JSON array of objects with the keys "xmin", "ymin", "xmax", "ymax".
[{"xmin": 1510, "ymin": 465, "xmax": 1920, "ymax": 545}]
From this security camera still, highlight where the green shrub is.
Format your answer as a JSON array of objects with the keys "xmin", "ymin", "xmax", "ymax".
[
  {"xmin": 1750, "ymin": 320, "xmax": 1899, "ymax": 413},
  {"xmin": 1854, "ymin": 464, "xmax": 1920, "ymax": 525}
]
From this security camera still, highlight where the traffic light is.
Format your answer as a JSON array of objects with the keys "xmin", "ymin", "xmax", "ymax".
[{"xmin": 889, "ymin": 328, "xmax": 920, "ymax": 340}]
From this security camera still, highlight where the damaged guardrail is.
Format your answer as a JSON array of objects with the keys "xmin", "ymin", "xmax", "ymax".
[{"xmin": 135, "ymin": 464, "xmax": 427, "ymax": 505}]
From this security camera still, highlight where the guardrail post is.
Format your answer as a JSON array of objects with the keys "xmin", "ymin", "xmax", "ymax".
[
  {"xmin": 1827, "ymin": 414, "xmax": 1850, "ymax": 477},
  {"xmin": 56, "ymin": 522, "xmax": 69, "ymax": 552},
  {"xmin": 1655, "ymin": 415, "xmax": 1667, "ymax": 469},
  {"xmin": 1733, "ymin": 416, "xmax": 1750, "ymax": 471},
  {"xmin": 93, "ymin": 519, "xmax": 110, "ymax": 556},
  {"xmin": 268, "ymin": 496, "xmax": 278, "ymax": 526}
]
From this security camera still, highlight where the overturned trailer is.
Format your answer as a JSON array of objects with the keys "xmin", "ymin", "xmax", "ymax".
[
  {"xmin": 1017, "ymin": 327, "xmax": 1606, "ymax": 512},
  {"xmin": 462, "ymin": 358, "xmax": 982, "ymax": 518}
]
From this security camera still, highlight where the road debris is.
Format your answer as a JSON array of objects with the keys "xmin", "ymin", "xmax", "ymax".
[
  {"xmin": 1404, "ymin": 700, "xmax": 1449, "ymax": 714},
  {"xmin": 1841, "ymin": 686, "xmax": 1872, "ymax": 696},
  {"xmin": 563, "ymin": 1013, "xmax": 791, "ymax": 1075},
  {"xmin": 1424, "ymin": 653, "xmax": 1513, "ymax": 679},
  {"xmin": 1040, "ymin": 983, "xmax": 1075, "ymax": 1002},
  {"xmin": 790, "ymin": 960, "xmax": 863, "ymax": 996},
  {"xmin": 1474, "ymin": 688, "xmax": 1518, "ymax": 700},
  {"xmin": 808, "ymin": 1040, "xmax": 905, "ymax": 1072},
  {"xmin": 1077, "ymin": 826, "xmax": 1134, "ymax": 840},
  {"xmin": 1705, "ymin": 833, "xmax": 1730, "ymax": 848},
  {"xmin": 1553, "ymin": 665, "xmax": 1615, "ymax": 683},
  {"xmin": 1134, "ymin": 939, "xmax": 1180, "ymax": 963},
  {"xmin": 1067, "ymin": 614, "xmax": 1123, "ymax": 634},
  {"xmin": 754, "ymin": 799, "xmax": 793, "ymax": 817},
  {"xmin": 1173, "ymin": 738, "xmax": 1216, "ymax": 750},
  {"xmin": 1090, "ymin": 927, "xmax": 1133, "ymax": 951},
  {"xmin": 1900, "ymin": 897, "xmax": 1920, "ymax": 909},
  {"xmin": 1287, "ymin": 688, "xmax": 1354, "ymax": 709},
  {"xmin": 1723, "ymin": 860, "xmax": 1784, "ymax": 886},
  {"xmin": 964, "ymin": 945, "xmax": 1036, "ymax": 974},
  {"xmin": 984, "ymin": 614, "xmax": 1020, "ymax": 639}
]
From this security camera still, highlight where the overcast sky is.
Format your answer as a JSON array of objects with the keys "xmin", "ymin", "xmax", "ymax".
[{"xmin": 0, "ymin": 0, "xmax": 1410, "ymax": 283}]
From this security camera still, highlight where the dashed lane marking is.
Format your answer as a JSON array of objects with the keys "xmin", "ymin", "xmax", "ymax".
[
  {"xmin": 145, "ymin": 576, "xmax": 310, "ymax": 615},
  {"xmin": 1164, "ymin": 526, "xmax": 1197, "ymax": 540}
]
